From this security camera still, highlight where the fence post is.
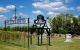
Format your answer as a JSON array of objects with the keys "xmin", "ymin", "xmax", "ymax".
[
  {"xmin": 4, "ymin": 20, "xmax": 7, "ymax": 31},
  {"xmin": 28, "ymin": 18, "xmax": 30, "ymax": 48}
]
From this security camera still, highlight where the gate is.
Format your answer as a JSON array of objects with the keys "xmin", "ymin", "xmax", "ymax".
[
  {"xmin": 4, "ymin": 16, "xmax": 30, "ymax": 48},
  {"xmin": 3, "ymin": 14, "xmax": 51, "ymax": 50}
]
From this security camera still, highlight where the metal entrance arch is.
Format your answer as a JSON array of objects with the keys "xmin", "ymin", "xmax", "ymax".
[
  {"xmin": 4, "ymin": 14, "xmax": 51, "ymax": 49},
  {"xmin": 4, "ymin": 17, "xmax": 30, "ymax": 48}
]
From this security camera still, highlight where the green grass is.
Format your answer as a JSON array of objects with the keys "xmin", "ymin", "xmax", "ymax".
[
  {"xmin": 0, "ymin": 41, "xmax": 28, "ymax": 50},
  {"xmin": 0, "ymin": 35, "xmax": 80, "ymax": 50}
]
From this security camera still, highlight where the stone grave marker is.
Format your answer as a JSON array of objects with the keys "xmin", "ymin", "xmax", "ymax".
[{"xmin": 64, "ymin": 34, "xmax": 72, "ymax": 42}]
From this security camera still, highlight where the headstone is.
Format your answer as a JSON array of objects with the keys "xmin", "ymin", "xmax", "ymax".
[
  {"xmin": 64, "ymin": 34, "xmax": 72, "ymax": 42},
  {"xmin": 39, "ymin": 33, "xmax": 47, "ymax": 40},
  {"xmin": 42, "ymin": 33, "xmax": 47, "ymax": 39}
]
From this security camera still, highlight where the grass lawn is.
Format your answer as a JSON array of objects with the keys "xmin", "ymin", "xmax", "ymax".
[{"xmin": 0, "ymin": 35, "xmax": 80, "ymax": 50}]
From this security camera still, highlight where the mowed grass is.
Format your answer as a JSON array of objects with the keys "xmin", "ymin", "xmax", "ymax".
[
  {"xmin": 0, "ymin": 41, "xmax": 28, "ymax": 50},
  {"xmin": 0, "ymin": 35, "xmax": 80, "ymax": 50}
]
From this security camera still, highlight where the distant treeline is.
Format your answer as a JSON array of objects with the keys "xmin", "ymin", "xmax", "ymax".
[{"xmin": 0, "ymin": 26, "xmax": 31, "ymax": 32}]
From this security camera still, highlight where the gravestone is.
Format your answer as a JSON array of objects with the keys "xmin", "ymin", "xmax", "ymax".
[
  {"xmin": 64, "ymin": 34, "xmax": 72, "ymax": 42},
  {"xmin": 42, "ymin": 33, "xmax": 47, "ymax": 40},
  {"xmin": 39, "ymin": 33, "xmax": 47, "ymax": 40}
]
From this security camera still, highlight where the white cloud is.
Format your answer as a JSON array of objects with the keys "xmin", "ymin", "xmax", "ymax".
[
  {"xmin": 50, "ymin": 2, "xmax": 63, "ymax": 7},
  {"xmin": 32, "ymin": 2, "xmax": 63, "ymax": 8},
  {"xmin": 0, "ymin": 7, "xmax": 8, "ymax": 13},
  {"xmin": 54, "ymin": 0, "xmax": 72, "ymax": 3},
  {"xmin": 0, "ymin": 15, "xmax": 6, "ymax": 21},
  {"xmin": 47, "ymin": 11, "xmax": 60, "ymax": 17},
  {"xmin": 6, "ymin": 5, "xmax": 15, "ymax": 10},
  {"xmin": 0, "ymin": 5, "xmax": 25, "ymax": 13},
  {"xmin": 51, "ymin": 6, "xmax": 68, "ymax": 11},
  {"xmin": 0, "ymin": 5, "xmax": 16, "ymax": 13},
  {"xmin": 32, "ymin": 1, "xmax": 72, "ymax": 12},
  {"xmin": 32, "ymin": 10, "xmax": 43, "ymax": 14},
  {"xmin": 48, "ymin": 12, "xmax": 54, "ymax": 15}
]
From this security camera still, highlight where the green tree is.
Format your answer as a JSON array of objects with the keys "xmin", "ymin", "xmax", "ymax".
[{"xmin": 51, "ymin": 14, "xmax": 79, "ymax": 35}]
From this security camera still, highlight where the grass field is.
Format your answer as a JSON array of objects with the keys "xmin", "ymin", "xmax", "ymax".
[{"xmin": 0, "ymin": 34, "xmax": 80, "ymax": 50}]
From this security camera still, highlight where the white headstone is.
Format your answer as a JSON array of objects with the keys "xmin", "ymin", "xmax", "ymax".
[{"xmin": 64, "ymin": 34, "xmax": 72, "ymax": 42}]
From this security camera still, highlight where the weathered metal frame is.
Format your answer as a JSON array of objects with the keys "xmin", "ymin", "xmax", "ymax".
[{"xmin": 4, "ymin": 18, "xmax": 30, "ymax": 48}]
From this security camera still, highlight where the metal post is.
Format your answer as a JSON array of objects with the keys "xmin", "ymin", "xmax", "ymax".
[
  {"xmin": 48, "ymin": 29, "xmax": 50, "ymax": 46},
  {"xmin": 38, "ymin": 35, "xmax": 39, "ymax": 46},
  {"xmin": 49, "ymin": 36, "xmax": 50, "ymax": 46},
  {"xmin": 47, "ymin": 35, "xmax": 49, "ymax": 50},
  {"xmin": 4, "ymin": 20, "xmax": 7, "ymax": 42},
  {"xmin": 38, "ymin": 28, "xmax": 40, "ymax": 46},
  {"xmin": 24, "ymin": 31, "xmax": 26, "ymax": 48},
  {"xmin": 14, "ymin": 5, "xmax": 17, "ymax": 21},
  {"xmin": 28, "ymin": 18, "xmax": 30, "ymax": 48},
  {"xmin": 30, "ymin": 34, "xmax": 32, "ymax": 45},
  {"xmin": 4, "ymin": 20, "xmax": 7, "ymax": 31},
  {"xmin": 41, "ymin": 28, "xmax": 43, "ymax": 45},
  {"xmin": 41, "ymin": 34, "xmax": 42, "ymax": 45}
]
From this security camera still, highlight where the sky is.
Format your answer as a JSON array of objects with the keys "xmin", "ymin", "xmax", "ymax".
[{"xmin": 0, "ymin": 0, "xmax": 80, "ymax": 26}]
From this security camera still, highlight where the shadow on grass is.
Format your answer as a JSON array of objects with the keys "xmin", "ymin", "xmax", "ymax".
[
  {"xmin": 34, "ymin": 43, "xmax": 52, "ymax": 46},
  {"xmin": 0, "ymin": 41, "xmax": 24, "ymax": 48}
]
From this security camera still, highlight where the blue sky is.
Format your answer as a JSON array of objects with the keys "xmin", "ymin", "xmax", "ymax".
[{"xmin": 0, "ymin": 0, "xmax": 80, "ymax": 26}]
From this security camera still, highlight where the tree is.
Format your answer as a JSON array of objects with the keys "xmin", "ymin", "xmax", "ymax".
[{"xmin": 51, "ymin": 14, "xmax": 79, "ymax": 35}]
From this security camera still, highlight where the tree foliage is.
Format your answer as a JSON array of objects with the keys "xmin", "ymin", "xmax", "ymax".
[{"xmin": 50, "ymin": 14, "xmax": 80, "ymax": 35}]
